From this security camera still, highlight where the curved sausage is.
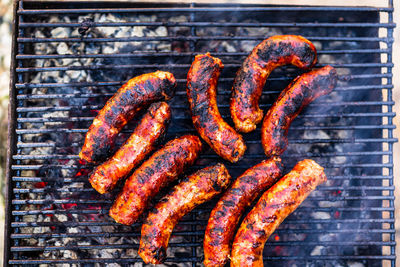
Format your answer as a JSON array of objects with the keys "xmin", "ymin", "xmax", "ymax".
[
  {"xmin": 139, "ymin": 163, "xmax": 232, "ymax": 264},
  {"xmin": 109, "ymin": 135, "xmax": 202, "ymax": 225},
  {"xmin": 262, "ymin": 65, "xmax": 337, "ymax": 158},
  {"xmin": 89, "ymin": 102, "xmax": 171, "ymax": 194},
  {"xmin": 187, "ymin": 53, "xmax": 246, "ymax": 163},
  {"xmin": 231, "ymin": 159, "xmax": 327, "ymax": 267},
  {"xmin": 230, "ymin": 35, "xmax": 317, "ymax": 133},
  {"xmin": 204, "ymin": 157, "xmax": 283, "ymax": 267},
  {"xmin": 79, "ymin": 71, "xmax": 176, "ymax": 163}
]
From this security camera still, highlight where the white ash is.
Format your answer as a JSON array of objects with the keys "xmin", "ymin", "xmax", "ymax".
[
  {"xmin": 311, "ymin": 212, "xmax": 331, "ymax": 220},
  {"xmin": 310, "ymin": 245, "xmax": 325, "ymax": 256},
  {"xmin": 347, "ymin": 262, "xmax": 365, "ymax": 267}
]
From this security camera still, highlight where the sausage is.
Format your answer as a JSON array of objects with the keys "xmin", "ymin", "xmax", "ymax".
[
  {"xmin": 204, "ymin": 157, "xmax": 283, "ymax": 267},
  {"xmin": 89, "ymin": 102, "xmax": 171, "ymax": 194},
  {"xmin": 139, "ymin": 163, "xmax": 232, "ymax": 264},
  {"xmin": 261, "ymin": 65, "xmax": 337, "ymax": 158},
  {"xmin": 230, "ymin": 159, "xmax": 327, "ymax": 267},
  {"xmin": 79, "ymin": 71, "xmax": 176, "ymax": 163},
  {"xmin": 109, "ymin": 135, "xmax": 202, "ymax": 225},
  {"xmin": 187, "ymin": 53, "xmax": 246, "ymax": 163},
  {"xmin": 230, "ymin": 35, "xmax": 317, "ymax": 133}
]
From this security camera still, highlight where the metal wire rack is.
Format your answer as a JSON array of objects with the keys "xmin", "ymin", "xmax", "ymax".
[{"xmin": 5, "ymin": 1, "xmax": 396, "ymax": 266}]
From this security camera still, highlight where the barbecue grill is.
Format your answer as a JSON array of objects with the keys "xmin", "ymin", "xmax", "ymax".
[{"xmin": 5, "ymin": 1, "xmax": 397, "ymax": 266}]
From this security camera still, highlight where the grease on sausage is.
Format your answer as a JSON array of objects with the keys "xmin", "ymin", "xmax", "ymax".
[
  {"xmin": 109, "ymin": 135, "xmax": 202, "ymax": 225},
  {"xmin": 262, "ymin": 65, "xmax": 337, "ymax": 158},
  {"xmin": 139, "ymin": 163, "xmax": 232, "ymax": 264},
  {"xmin": 204, "ymin": 157, "xmax": 283, "ymax": 267},
  {"xmin": 230, "ymin": 35, "xmax": 317, "ymax": 133},
  {"xmin": 79, "ymin": 71, "xmax": 176, "ymax": 163},
  {"xmin": 89, "ymin": 102, "xmax": 171, "ymax": 194},
  {"xmin": 187, "ymin": 53, "xmax": 246, "ymax": 163},
  {"xmin": 231, "ymin": 159, "xmax": 327, "ymax": 267}
]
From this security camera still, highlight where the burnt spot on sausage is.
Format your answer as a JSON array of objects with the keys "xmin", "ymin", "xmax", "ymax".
[
  {"xmin": 262, "ymin": 215, "xmax": 277, "ymax": 223},
  {"xmin": 151, "ymin": 247, "xmax": 167, "ymax": 263},
  {"xmin": 222, "ymin": 200, "xmax": 236, "ymax": 207},
  {"xmin": 252, "ymin": 241, "xmax": 263, "ymax": 249},
  {"xmin": 246, "ymin": 222, "xmax": 254, "ymax": 230},
  {"xmin": 269, "ymin": 201, "xmax": 296, "ymax": 210},
  {"xmin": 256, "ymin": 40, "xmax": 292, "ymax": 63},
  {"xmin": 257, "ymin": 229, "xmax": 266, "ymax": 238}
]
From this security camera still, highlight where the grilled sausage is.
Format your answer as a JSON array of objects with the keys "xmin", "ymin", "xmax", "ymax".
[
  {"xmin": 187, "ymin": 53, "xmax": 246, "ymax": 163},
  {"xmin": 262, "ymin": 65, "xmax": 337, "ymax": 158},
  {"xmin": 109, "ymin": 135, "xmax": 202, "ymax": 225},
  {"xmin": 89, "ymin": 102, "xmax": 171, "ymax": 194},
  {"xmin": 204, "ymin": 157, "xmax": 283, "ymax": 267},
  {"xmin": 79, "ymin": 71, "xmax": 176, "ymax": 163},
  {"xmin": 139, "ymin": 163, "xmax": 232, "ymax": 264},
  {"xmin": 230, "ymin": 35, "xmax": 317, "ymax": 133},
  {"xmin": 231, "ymin": 159, "xmax": 327, "ymax": 267}
]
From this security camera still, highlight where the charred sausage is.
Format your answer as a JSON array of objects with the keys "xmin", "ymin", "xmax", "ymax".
[
  {"xmin": 262, "ymin": 65, "xmax": 337, "ymax": 158},
  {"xmin": 231, "ymin": 159, "xmax": 327, "ymax": 267},
  {"xmin": 187, "ymin": 53, "xmax": 246, "ymax": 163},
  {"xmin": 79, "ymin": 71, "xmax": 176, "ymax": 163},
  {"xmin": 139, "ymin": 163, "xmax": 232, "ymax": 264},
  {"xmin": 89, "ymin": 102, "xmax": 171, "ymax": 194},
  {"xmin": 230, "ymin": 35, "xmax": 317, "ymax": 133},
  {"xmin": 109, "ymin": 135, "xmax": 202, "ymax": 225},
  {"xmin": 204, "ymin": 157, "xmax": 283, "ymax": 267}
]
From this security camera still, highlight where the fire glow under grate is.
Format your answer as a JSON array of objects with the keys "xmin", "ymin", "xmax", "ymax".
[{"xmin": 5, "ymin": 1, "xmax": 397, "ymax": 266}]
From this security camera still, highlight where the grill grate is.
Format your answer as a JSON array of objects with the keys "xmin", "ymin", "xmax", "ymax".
[{"xmin": 5, "ymin": 1, "xmax": 396, "ymax": 266}]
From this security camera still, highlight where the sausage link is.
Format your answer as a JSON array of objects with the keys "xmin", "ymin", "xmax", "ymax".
[
  {"xmin": 231, "ymin": 159, "xmax": 327, "ymax": 267},
  {"xmin": 261, "ymin": 65, "xmax": 337, "ymax": 157},
  {"xmin": 187, "ymin": 53, "xmax": 246, "ymax": 163},
  {"xmin": 109, "ymin": 135, "xmax": 202, "ymax": 225},
  {"xmin": 204, "ymin": 157, "xmax": 283, "ymax": 267},
  {"xmin": 139, "ymin": 163, "xmax": 232, "ymax": 264},
  {"xmin": 230, "ymin": 35, "xmax": 317, "ymax": 133},
  {"xmin": 80, "ymin": 71, "xmax": 176, "ymax": 163},
  {"xmin": 89, "ymin": 102, "xmax": 171, "ymax": 194}
]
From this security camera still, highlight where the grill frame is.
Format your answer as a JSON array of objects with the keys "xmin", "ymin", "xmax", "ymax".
[{"xmin": 4, "ymin": 1, "xmax": 397, "ymax": 266}]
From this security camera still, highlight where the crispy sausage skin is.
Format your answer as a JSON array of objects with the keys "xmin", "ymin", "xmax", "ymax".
[
  {"xmin": 231, "ymin": 159, "xmax": 327, "ymax": 267},
  {"xmin": 89, "ymin": 102, "xmax": 171, "ymax": 194},
  {"xmin": 79, "ymin": 71, "xmax": 176, "ymax": 163},
  {"xmin": 204, "ymin": 157, "xmax": 283, "ymax": 267},
  {"xmin": 187, "ymin": 53, "xmax": 246, "ymax": 163},
  {"xmin": 139, "ymin": 163, "xmax": 232, "ymax": 264},
  {"xmin": 262, "ymin": 65, "xmax": 337, "ymax": 158},
  {"xmin": 109, "ymin": 135, "xmax": 202, "ymax": 225},
  {"xmin": 230, "ymin": 35, "xmax": 317, "ymax": 133}
]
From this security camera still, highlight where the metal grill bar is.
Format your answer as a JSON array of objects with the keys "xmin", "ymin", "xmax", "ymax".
[
  {"xmin": 15, "ymin": 36, "xmax": 395, "ymax": 43},
  {"xmin": 14, "ymin": 49, "xmax": 392, "ymax": 59},
  {"xmin": 10, "ymin": 218, "xmax": 396, "ymax": 228},
  {"xmin": 16, "ymin": 6, "xmax": 394, "ymax": 14},
  {"xmin": 18, "ymin": 22, "xmax": 397, "ymax": 28},
  {"xmin": 10, "ymin": 228, "xmax": 396, "ymax": 239}
]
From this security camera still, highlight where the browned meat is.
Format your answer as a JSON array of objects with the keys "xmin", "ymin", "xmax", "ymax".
[
  {"xmin": 89, "ymin": 102, "xmax": 171, "ymax": 194},
  {"xmin": 262, "ymin": 65, "xmax": 337, "ymax": 157},
  {"xmin": 109, "ymin": 135, "xmax": 202, "ymax": 225},
  {"xmin": 139, "ymin": 163, "xmax": 232, "ymax": 264},
  {"xmin": 231, "ymin": 159, "xmax": 327, "ymax": 267},
  {"xmin": 230, "ymin": 35, "xmax": 317, "ymax": 133},
  {"xmin": 204, "ymin": 157, "xmax": 283, "ymax": 267},
  {"xmin": 187, "ymin": 53, "xmax": 246, "ymax": 163},
  {"xmin": 79, "ymin": 71, "xmax": 176, "ymax": 163}
]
